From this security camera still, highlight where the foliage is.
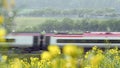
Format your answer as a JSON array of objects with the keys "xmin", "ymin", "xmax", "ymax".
[
  {"xmin": 0, "ymin": 45, "xmax": 120, "ymax": 68},
  {"xmin": 14, "ymin": 16, "xmax": 120, "ymax": 32},
  {"xmin": 23, "ymin": 18, "xmax": 120, "ymax": 32}
]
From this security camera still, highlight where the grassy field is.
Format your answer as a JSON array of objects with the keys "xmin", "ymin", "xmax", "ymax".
[
  {"xmin": 15, "ymin": 17, "xmax": 56, "ymax": 26},
  {"xmin": 14, "ymin": 17, "xmax": 109, "ymax": 26},
  {"xmin": 14, "ymin": 17, "xmax": 62, "ymax": 31}
]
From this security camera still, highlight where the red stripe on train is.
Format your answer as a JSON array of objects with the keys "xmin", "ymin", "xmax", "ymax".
[{"xmin": 53, "ymin": 35, "xmax": 120, "ymax": 37}]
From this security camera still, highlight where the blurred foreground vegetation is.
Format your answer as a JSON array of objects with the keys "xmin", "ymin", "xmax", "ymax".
[{"xmin": 0, "ymin": 45, "xmax": 120, "ymax": 68}]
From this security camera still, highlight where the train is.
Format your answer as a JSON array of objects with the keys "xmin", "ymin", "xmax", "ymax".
[{"xmin": 1, "ymin": 32, "xmax": 120, "ymax": 51}]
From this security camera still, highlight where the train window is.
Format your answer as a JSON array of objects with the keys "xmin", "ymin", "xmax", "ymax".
[
  {"xmin": 6, "ymin": 39, "xmax": 15, "ymax": 42},
  {"xmin": 57, "ymin": 39, "xmax": 120, "ymax": 43}
]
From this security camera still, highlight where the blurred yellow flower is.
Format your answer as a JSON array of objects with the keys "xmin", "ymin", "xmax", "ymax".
[
  {"xmin": 1, "ymin": 55, "xmax": 7, "ymax": 62},
  {"xmin": 30, "ymin": 57, "xmax": 39, "ymax": 62},
  {"xmin": 51, "ymin": 60, "xmax": 58, "ymax": 68},
  {"xmin": 21, "ymin": 61, "xmax": 30, "ymax": 68},
  {"xmin": 65, "ymin": 58, "xmax": 78, "ymax": 68},
  {"xmin": 0, "ymin": 37, "xmax": 6, "ymax": 42},
  {"xmin": 0, "ymin": 28, "xmax": 6, "ymax": 37},
  {"xmin": 63, "ymin": 44, "xmax": 79, "ymax": 57},
  {"xmin": 90, "ymin": 54, "xmax": 104, "ymax": 67},
  {"xmin": 109, "ymin": 49, "xmax": 118, "ymax": 54},
  {"xmin": 0, "ymin": 16, "xmax": 4, "ymax": 24},
  {"xmin": 41, "ymin": 51, "xmax": 52, "ymax": 60},
  {"xmin": 10, "ymin": 58, "xmax": 22, "ymax": 68},
  {"xmin": 84, "ymin": 66, "xmax": 91, "ymax": 68},
  {"xmin": 48, "ymin": 45, "xmax": 61, "ymax": 57},
  {"xmin": 92, "ymin": 46, "xmax": 97, "ymax": 51},
  {"xmin": 85, "ymin": 53, "xmax": 90, "ymax": 59},
  {"xmin": 97, "ymin": 49, "xmax": 103, "ymax": 54},
  {"xmin": 114, "ymin": 56, "xmax": 120, "ymax": 60}
]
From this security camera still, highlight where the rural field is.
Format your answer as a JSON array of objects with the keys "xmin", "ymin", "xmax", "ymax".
[
  {"xmin": 14, "ymin": 17, "xmax": 107, "ymax": 32},
  {"xmin": 14, "ymin": 17, "xmax": 57, "ymax": 26},
  {"xmin": 14, "ymin": 17, "xmax": 64, "ymax": 26},
  {"xmin": 14, "ymin": 17, "xmax": 105, "ymax": 26},
  {"xmin": 14, "ymin": 17, "xmax": 63, "ymax": 31}
]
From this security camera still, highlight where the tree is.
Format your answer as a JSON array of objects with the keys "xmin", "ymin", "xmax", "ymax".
[{"xmin": 60, "ymin": 18, "xmax": 74, "ymax": 31}]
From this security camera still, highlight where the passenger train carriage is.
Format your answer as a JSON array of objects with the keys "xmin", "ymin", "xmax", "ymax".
[
  {"xmin": 45, "ymin": 32, "xmax": 120, "ymax": 47},
  {"xmin": 1, "ymin": 32, "xmax": 120, "ymax": 51}
]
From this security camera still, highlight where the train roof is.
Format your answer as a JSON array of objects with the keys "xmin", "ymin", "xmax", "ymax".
[
  {"xmin": 6, "ymin": 32, "xmax": 120, "ymax": 37},
  {"xmin": 46, "ymin": 32, "xmax": 120, "ymax": 37},
  {"xmin": 7, "ymin": 32, "xmax": 40, "ymax": 36}
]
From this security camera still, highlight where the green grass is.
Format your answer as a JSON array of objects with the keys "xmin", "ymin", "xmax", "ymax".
[
  {"xmin": 14, "ymin": 17, "xmax": 62, "ymax": 31},
  {"xmin": 15, "ymin": 17, "xmax": 53, "ymax": 26},
  {"xmin": 14, "ymin": 17, "xmax": 107, "ymax": 27}
]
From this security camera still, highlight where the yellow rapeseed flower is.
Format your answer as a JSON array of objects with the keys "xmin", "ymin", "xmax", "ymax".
[
  {"xmin": 0, "ymin": 28, "xmax": 6, "ymax": 37},
  {"xmin": 30, "ymin": 57, "xmax": 39, "ymax": 62},
  {"xmin": 84, "ymin": 66, "xmax": 91, "ymax": 68},
  {"xmin": 85, "ymin": 52, "xmax": 89, "ymax": 59},
  {"xmin": 114, "ymin": 56, "xmax": 120, "ymax": 60},
  {"xmin": 97, "ymin": 49, "xmax": 103, "ymax": 54},
  {"xmin": 0, "ymin": 16, "xmax": 4, "ymax": 24},
  {"xmin": 92, "ymin": 46, "xmax": 97, "ymax": 51},
  {"xmin": 0, "ymin": 37, "xmax": 6, "ymax": 42},
  {"xmin": 65, "ymin": 58, "xmax": 78, "ymax": 68},
  {"xmin": 10, "ymin": 58, "xmax": 22, "ymax": 68},
  {"xmin": 41, "ymin": 51, "xmax": 52, "ymax": 60},
  {"xmin": 109, "ymin": 49, "xmax": 118, "ymax": 54},
  {"xmin": 48, "ymin": 45, "xmax": 61, "ymax": 57},
  {"xmin": 21, "ymin": 61, "xmax": 30, "ymax": 68},
  {"xmin": 90, "ymin": 54, "xmax": 104, "ymax": 68},
  {"xmin": 1, "ymin": 55, "xmax": 7, "ymax": 62},
  {"xmin": 63, "ymin": 44, "xmax": 79, "ymax": 57}
]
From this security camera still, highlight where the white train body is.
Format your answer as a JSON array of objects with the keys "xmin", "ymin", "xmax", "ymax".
[
  {"xmin": 46, "ymin": 32, "xmax": 120, "ymax": 47},
  {"xmin": 1, "ymin": 32, "xmax": 120, "ymax": 50},
  {"xmin": 5, "ymin": 35, "xmax": 33, "ymax": 47},
  {"xmin": 0, "ymin": 33, "xmax": 40, "ymax": 48}
]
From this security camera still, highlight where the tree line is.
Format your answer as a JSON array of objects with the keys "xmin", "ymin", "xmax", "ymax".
[
  {"xmin": 18, "ymin": 8, "xmax": 116, "ymax": 17},
  {"xmin": 19, "ymin": 18, "xmax": 120, "ymax": 33}
]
